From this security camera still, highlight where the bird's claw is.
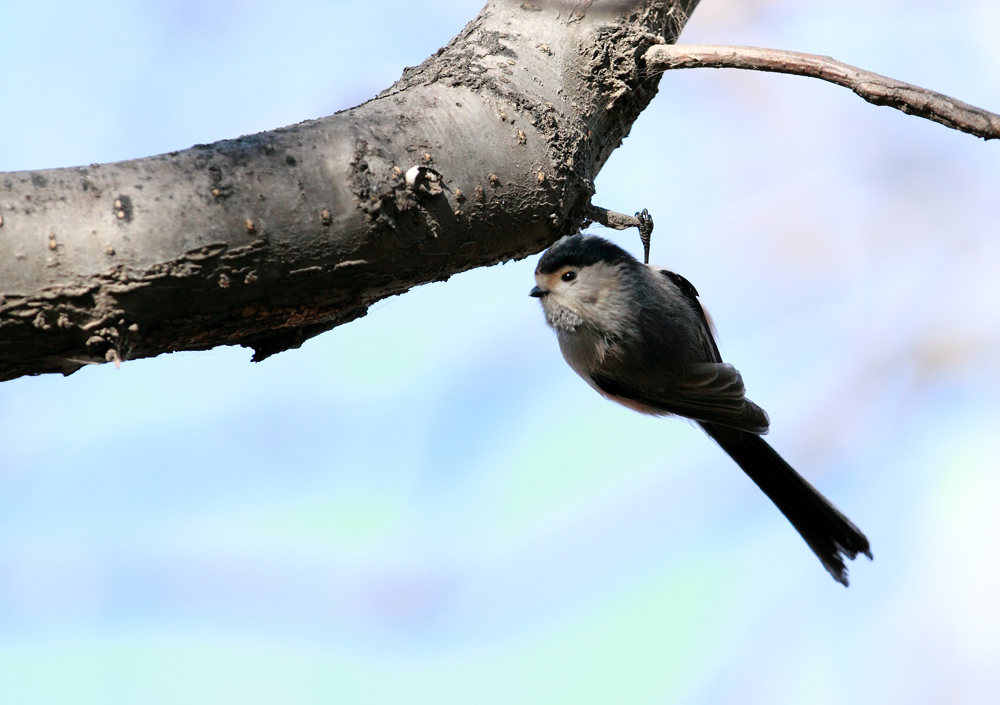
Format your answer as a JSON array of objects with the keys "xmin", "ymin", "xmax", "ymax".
[{"xmin": 635, "ymin": 208, "xmax": 653, "ymax": 264}]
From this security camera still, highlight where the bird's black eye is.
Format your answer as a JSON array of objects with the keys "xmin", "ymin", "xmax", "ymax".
[{"xmin": 561, "ymin": 270, "xmax": 577, "ymax": 282}]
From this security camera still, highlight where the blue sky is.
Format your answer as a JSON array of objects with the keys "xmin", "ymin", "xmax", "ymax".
[{"xmin": 1, "ymin": 1, "xmax": 1000, "ymax": 704}]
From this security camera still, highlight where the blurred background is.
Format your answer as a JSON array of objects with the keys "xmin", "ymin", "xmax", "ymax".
[{"xmin": 1, "ymin": 0, "xmax": 999, "ymax": 703}]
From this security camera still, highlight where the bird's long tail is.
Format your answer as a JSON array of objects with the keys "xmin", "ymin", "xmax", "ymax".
[{"xmin": 700, "ymin": 423, "xmax": 872, "ymax": 586}]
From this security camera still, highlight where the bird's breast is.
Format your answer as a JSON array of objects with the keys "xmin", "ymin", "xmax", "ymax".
[{"xmin": 557, "ymin": 327, "xmax": 606, "ymax": 381}]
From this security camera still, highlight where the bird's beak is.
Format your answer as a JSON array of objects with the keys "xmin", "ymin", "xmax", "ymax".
[{"xmin": 529, "ymin": 286, "xmax": 547, "ymax": 298}]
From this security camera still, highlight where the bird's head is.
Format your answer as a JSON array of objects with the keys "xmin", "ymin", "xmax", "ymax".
[{"xmin": 530, "ymin": 234, "xmax": 638, "ymax": 333}]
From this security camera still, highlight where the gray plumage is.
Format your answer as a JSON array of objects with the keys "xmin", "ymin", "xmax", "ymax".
[{"xmin": 531, "ymin": 234, "xmax": 871, "ymax": 585}]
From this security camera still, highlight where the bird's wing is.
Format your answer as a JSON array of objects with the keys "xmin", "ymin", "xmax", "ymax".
[
  {"xmin": 654, "ymin": 268, "xmax": 721, "ymax": 359},
  {"xmin": 591, "ymin": 362, "xmax": 770, "ymax": 434}
]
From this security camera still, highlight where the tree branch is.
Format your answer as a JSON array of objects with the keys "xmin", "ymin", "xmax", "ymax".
[
  {"xmin": 0, "ymin": 0, "xmax": 699, "ymax": 382},
  {"xmin": 585, "ymin": 205, "xmax": 654, "ymax": 263},
  {"xmin": 645, "ymin": 44, "xmax": 1000, "ymax": 140}
]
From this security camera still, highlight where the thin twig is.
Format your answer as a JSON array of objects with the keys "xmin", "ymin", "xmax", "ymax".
[
  {"xmin": 585, "ymin": 204, "xmax": 642, "ymax": 231},
  {"xmin": 645, "ymin": 44, "xmax": 1000, "ymax": 141},
  {"xmin": 585, "ymin": 205, "xmax": 654, "ymax": 263}
]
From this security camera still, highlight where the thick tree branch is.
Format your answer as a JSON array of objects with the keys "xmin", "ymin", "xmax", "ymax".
[
  {"xmin": 0, "ymin": 0, "xmax": 700, "ymax": 381},
  {"xmin": 645, "ymin": 44, "xmax": 1000, "ymax": 140}
]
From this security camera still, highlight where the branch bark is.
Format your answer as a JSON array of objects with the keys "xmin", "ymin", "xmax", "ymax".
[
  {"xmin": 645, "ymin": 44, "xmax": 1000, "ymax": 140},
  {"xmin": 0, "ymin": 0, "xmax": 698, "ymax": 382},
  {"xmin": 7, "ymin": 8, "xmax": 997, "ymax": 384}
]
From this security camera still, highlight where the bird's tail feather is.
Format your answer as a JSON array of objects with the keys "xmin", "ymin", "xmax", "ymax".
[{"xmin": 700, "ymin": 423, "xmax": 872, "ymax": 586}]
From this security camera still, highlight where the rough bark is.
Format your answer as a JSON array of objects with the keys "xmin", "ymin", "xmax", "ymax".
[{"xmin": 0, "ymin": 0, "xmax": 698, "ymax": 381}]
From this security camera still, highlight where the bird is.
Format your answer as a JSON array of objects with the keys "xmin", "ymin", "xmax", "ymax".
[{"xmin": 530, "ymin": 233, "xmax": 871, "ymax": 585}]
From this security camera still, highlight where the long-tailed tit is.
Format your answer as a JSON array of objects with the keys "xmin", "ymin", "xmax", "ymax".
[{"xmin": 530, "ymin": 234, "xmax": 871, "ymax": 585}]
